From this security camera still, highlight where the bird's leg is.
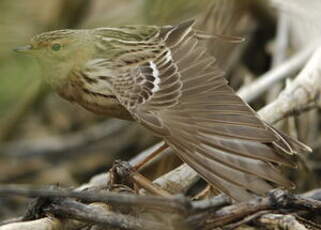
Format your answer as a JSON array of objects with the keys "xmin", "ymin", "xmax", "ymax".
[
  {"xmin": 193, "ymin": 185, "xmax": 212, "ymax": 200},
  {"xmin": 130, "ymin": 171, "xmax": 172, "ymax": 197},
  {"xmin": 193, "ymin": 185, "xmax": 221, "ymax": 200},
  {"xmin": 108, "ymin": 160, "xmax": 172, "ymax": 197},
  {"xmin": 107, "ymin": 160, "xmax": 134, "ymax": 190},
  {"xmin": 133, "ymin": 142, "xmax": 169, "ymax": 171}
]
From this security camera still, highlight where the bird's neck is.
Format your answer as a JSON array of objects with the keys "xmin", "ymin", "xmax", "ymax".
[{"xmin": 40, "ymin": 61, "xmax": 73, "ymax": 90}]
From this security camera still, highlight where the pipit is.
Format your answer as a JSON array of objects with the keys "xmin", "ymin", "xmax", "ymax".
[{"xmin": 15, "ymin": 20, "xmax": 311, "ymax": 201}]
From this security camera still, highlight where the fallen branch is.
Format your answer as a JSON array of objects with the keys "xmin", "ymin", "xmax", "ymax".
[
  {"xmin": 259, "ymin": 214, "xmax": 307, "ymax": 230},
  {"xmin": 0, "ymin": 217, "xmax": 64, "ymax": 230},
  {"xmin": 187, "ymin": 189, "xmax": 321, "ymax": 229},
  {"xmin": 238, "ymin": 41, "xmax": 319, "ymax": 103},
  {"xmin": 47, "ymin": 199, "xmax": 167, "ymax": 230},
  {"xmin": 1, "ymin": 186, "xmax": 321, "ymax": 230},
  {"xmin": 0, "ymin": 185, "xmax": 188, "ymax": 212},
  {"xmin": 259, "ymin": 45, "xmax": 321, "ymax": 123}
]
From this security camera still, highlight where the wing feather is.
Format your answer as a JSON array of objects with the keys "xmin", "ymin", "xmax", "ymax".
[{"xmin": 111, "ymin": 20, "xmax": 308, "ymax": 201}]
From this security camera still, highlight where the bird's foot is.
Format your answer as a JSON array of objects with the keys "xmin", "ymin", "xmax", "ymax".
[{"xmin": 108, "ymin": 160, "xmax": 172, "ymax": 197}]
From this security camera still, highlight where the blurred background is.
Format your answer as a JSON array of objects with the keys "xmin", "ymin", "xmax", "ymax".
[{"xmin": 0, "ymin": 0, "xmax": 321, "ymax": 220}]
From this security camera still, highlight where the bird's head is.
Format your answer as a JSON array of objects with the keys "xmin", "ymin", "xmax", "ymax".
[{"xmin": 14, "ymin": 29, "xmax": 95, "ymax": 87}]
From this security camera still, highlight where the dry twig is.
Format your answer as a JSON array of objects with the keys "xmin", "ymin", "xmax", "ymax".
[
  {"xmin": 1, "ymin": 186, "xmax": 321, "ymax": 230},
  {"xmin": 260, "ymin": 45, "xmax": 321, "ymax": 123},
  {"xmin": 238, "ymin": 41, "xmax": 319, "ymax": 103},
  {"xmin": 259, "ymin": 214, "xmax": 308, "ymax": 230}
]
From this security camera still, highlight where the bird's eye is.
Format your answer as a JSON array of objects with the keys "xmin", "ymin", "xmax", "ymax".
[{"xmin": 51, "ymin": 43, "xmax": 61, "ymax": 51}]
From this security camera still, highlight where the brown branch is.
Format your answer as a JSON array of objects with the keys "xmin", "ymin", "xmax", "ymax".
[
  {"xmin": 46, "ymin": 199, "xmax": 167, "ymax": 230},
  {"xmin": 187, "ymin": 189, "xmax": 321, "ymax": 230},
  {"xmin": 1, "ymin": 185, "xmax": 321, "ymax": 230},
  {"xmin": 0, "ymin": 185, "xmax": 188, "ymax": 213},
  {"xmin": 224, "ymin": 210, "xmax": 271, "ymax": 230}
]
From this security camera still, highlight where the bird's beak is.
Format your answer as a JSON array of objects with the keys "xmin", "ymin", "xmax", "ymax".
[{"xmin": 13, "ymin": 45, "xmax": 33, "ymax": 53}]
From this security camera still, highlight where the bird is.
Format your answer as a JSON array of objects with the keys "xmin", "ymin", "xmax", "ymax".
[{"xmin": 15, "ymin": 19, "xmax": 311, "ymax": 201}]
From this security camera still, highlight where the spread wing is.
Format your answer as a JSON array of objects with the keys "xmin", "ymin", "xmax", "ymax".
[{"xmin": 112, "ymin": 20, "xmax": 309, "ymax": 201}]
